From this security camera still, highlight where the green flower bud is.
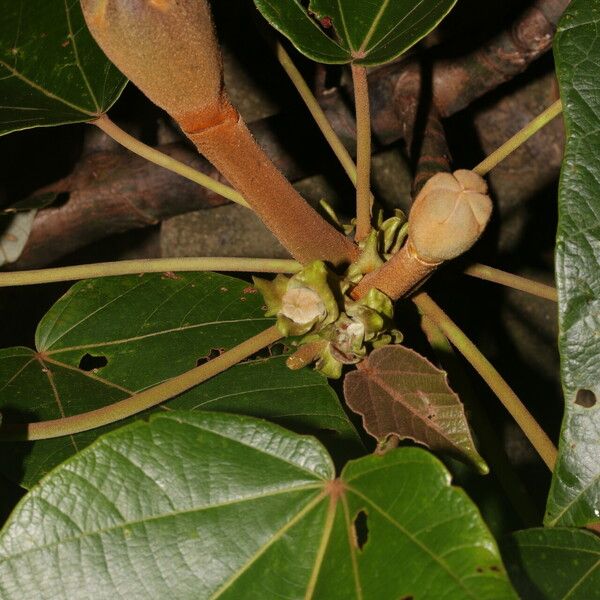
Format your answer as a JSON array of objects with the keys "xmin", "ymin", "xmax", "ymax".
[
  {"xmin": 287, "ymin": 261, "xmax": 340, "ymax": 328},
  {"xmin": 315, "ymin": 345, "xmax": 343, "ymax": 379},
  {"xmin": 328, "ymin": 315, "xmax": 366, "ymax": 364},
  {"xmin": 346, "ymin": 230, "xmax": 384, "ymax": 284},
  {"xmin": 255, "ymin": 261, "xmax": 340, "ymax": 338},
  {"xmin": 380, "ymin": 210, "xmax": 408, "ymax": 256},
  {"xmin": 252, "ymin": 274, "xmax": 290, "ymax": 317}
]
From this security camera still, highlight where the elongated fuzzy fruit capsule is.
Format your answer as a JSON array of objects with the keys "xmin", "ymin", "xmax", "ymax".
[
  {"xmin": 81, "ymin": 0, "xmax": 358, "ymax": 267},
  {"xmin": 352, "ymin": 170, "xmax": 492, "ymax": 300},
  {"xmin": 81, "ymin": 0, "xmax": 227, "ymax": 125}
]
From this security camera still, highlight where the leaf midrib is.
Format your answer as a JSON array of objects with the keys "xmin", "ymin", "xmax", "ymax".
[
  {"xmin": 364, "ymin": 370, "xmax": 475, "ymax": 455},
  {"xmin": 44, "ymin": 317, "xmax": 273, "ymax": 355},
  {"xmin": 346, "ymin": 484, "xmax": 483, "ymax": 599}
]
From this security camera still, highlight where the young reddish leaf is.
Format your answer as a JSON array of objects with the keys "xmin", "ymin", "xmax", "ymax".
[{"xmin": 344, "ymin": 345, "xmax": 487, "ymax": 473}]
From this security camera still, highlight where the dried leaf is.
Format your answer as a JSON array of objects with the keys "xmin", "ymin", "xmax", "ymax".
[
  {"xmin": 344, "ymin": 345, "xmax": 487, "ymax": 473},
  {"xmin": 0, "ymin": 211, "xmax": 37, "ymax": 266}
]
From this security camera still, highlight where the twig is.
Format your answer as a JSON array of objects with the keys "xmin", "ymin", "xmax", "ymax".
[
  {"xmin": 412, "ymin": 107, "xmax": 452, "ymax": 195},
  {"xmin": 413, "ymin": 292, "xmax": 558, "ymax": 471}
]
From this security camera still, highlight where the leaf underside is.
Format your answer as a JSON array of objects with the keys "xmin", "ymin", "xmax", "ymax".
[
  {"xmin": 546, "ymin": 0, "xmax": 600, "ymax": 527},
  {"xmin": 0, "ymin": 272, "xmax": 361, "ymax": 488},
  {"xmin": 0, "ymin": 0, "xmax": 126, "ymax": 135},
  {"xmin": 253, "ymin": 0, "xmax": 457, "ymax": 66},
  {"xmin": 0, "ymin": 412, "xmax": 516, "ymax": 599},
  {"xmin": 344, "ymin": 345, "xmax": 487, "ymax": 473}
]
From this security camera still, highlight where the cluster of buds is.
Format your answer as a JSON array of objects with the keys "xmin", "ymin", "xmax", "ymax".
[
  {"xmin": 256, "ymin": 169, "xmax": 492, "ymax": 377},
  {"xmin": 254, "ymin": 261, "xmax": 401, "ymax": 378}
]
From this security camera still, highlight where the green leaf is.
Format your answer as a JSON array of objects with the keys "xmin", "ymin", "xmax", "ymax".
[
  {"xmin": 504, "ymin": 528, "xmax": 600, "ymax": 599},
  {"xmin": 546, "ymin": 0, "xmax": 600, "ymax": 527},
  {"xmin": 0, "ymin": 0, "xmax": 126, "ymax": 136},
  {"xmin": 0, "ymin": 272, "xmax": 360, "ymax": 488},
  {"xmin": 344, "ymin": 345, "xmax": 488, "ymax": 473},
  {"xmin": 253, "ymin": 0, "xmax": 457, "ymax": 66},
  {"xmin": 0, "ymin": 411, "xmax": 517, "ymax": 599}
]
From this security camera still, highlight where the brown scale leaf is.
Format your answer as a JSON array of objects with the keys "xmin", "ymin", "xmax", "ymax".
[{"xmin": 344, "ymin": 345, "xmax": 487, "ymax": 473}]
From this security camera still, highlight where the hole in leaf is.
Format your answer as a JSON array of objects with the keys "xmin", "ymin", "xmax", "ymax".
[
  {"xmin": 400, "ymin": 596, "xmax": 414, "ymax": 600},
  {"xmin": 78, "ymin": 353, "xmax": 108, "ymax": 371},
  {"xmin": 253, "ymin": 342, "xmax": 288, "ymax": 360},
  {"xmin": 317, "ymin": 428, "xmax": 339, "ymax": 437},
  {"xmin": 353, "ymin": 510, "xmax": 369, "ymax": 551},
  {"xmin": 196, "ymin": 349, "xmax": 222, "ymax": 367},
  {"xmin": 575, "ymin": 389, "xmax": 596, "ymax": 408}
]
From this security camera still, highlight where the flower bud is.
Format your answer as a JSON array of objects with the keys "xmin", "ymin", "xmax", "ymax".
[
  {"xmin": 409, "ymin": 169, "xmax": 492, "ymax": 263},
  {"xmin": 80, "ymin": 0, "xmax": 229, "ymax": 126}
]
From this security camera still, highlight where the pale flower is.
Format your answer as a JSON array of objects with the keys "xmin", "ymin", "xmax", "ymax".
[{"xmin": 280, "ymin": 287, "xmax": 326, "ymax": 325}]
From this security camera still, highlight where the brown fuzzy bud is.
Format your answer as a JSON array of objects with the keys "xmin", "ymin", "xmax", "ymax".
[
  {"xmin": 409, "ymin": 169, "xmax": 492, "ymax": 263},
  {"xmin": 80, "ymin": 0, "xmax": 228, "ymax": 125},
  {"xmin": 351, "ymin": 169, "xmax": 492, "ymax": 301}
]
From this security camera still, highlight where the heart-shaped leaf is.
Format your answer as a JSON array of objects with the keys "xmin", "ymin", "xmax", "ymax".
[
  {"xmin": 344, "ymin": 344, "xmax": 487, "ymax": 473},
  {"xmin": 0, "ymin": 272, "xmax": 361, "ymax": 488},
  {"xmin": 254, "ymin": 0, "xmax": 458, "ymax": 66},
  {"xmin": 0, "ymin": 0, "xmax": 126, "ymax": 136},
  {"xmin": 545, "ymin": 0, "xmax": 600, "ymax": 527},
  {"xmin": 504, "ymin": 528, "xmax": 600, "ymax": 599},
  {"xmin": 0, "ymin": 411, "xmax": 516, "ymax": 599}
]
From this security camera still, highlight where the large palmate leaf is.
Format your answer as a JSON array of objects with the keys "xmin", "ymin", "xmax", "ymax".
[
  {"xmin": 254, "ymin": 0, "xmax": 457, "ymax": 66},
  {"xmin": 0, "ymin": 0, "xmax": 126, "ymax": 135},
  {"xmin": 0, "ymin": 411, "xmax": 517, "ymax": 599},
  {"xmin": 504, "ymin": 528, "xmax": 600, "ymax": 599},
  {"xmin": 344, "ymin": 345, "xmax": 487, "ymax": 473},
  {"xmin": 0, "ymin": 272, "xmax": 361, "ymax": 488},
  {"xmin": 546, "ymin": 0, "xmax": 600, "ymax": 527}
]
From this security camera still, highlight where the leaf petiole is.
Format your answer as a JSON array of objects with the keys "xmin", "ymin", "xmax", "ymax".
[
  {"xmin": 352, "ymin": 64, "xmax": 373, "ymax": 241},
  {"xmin": 274, "ymin": 42, "xmax": 358, "ymax": 186},
  {"xmin": 464, "ymin": 263, "xmax": 558, "ymax": 302},
  {"xmin": 473, "ymin": 99, "xmax": 563, "ymax": 176},
  {"xmin": 94, "ymin": 115, "xmax": 249, "ymax": 207},
  {"xmin": 0, "ymin": 326, "xmax": 282, "ymax": 441},
  {"xmin": 413, "ymin": 292, "xmax": 558, "ymax": 471},
  {"xmin": 0, "ymin": 257, "xmax": 302, "ymax": 287}
]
